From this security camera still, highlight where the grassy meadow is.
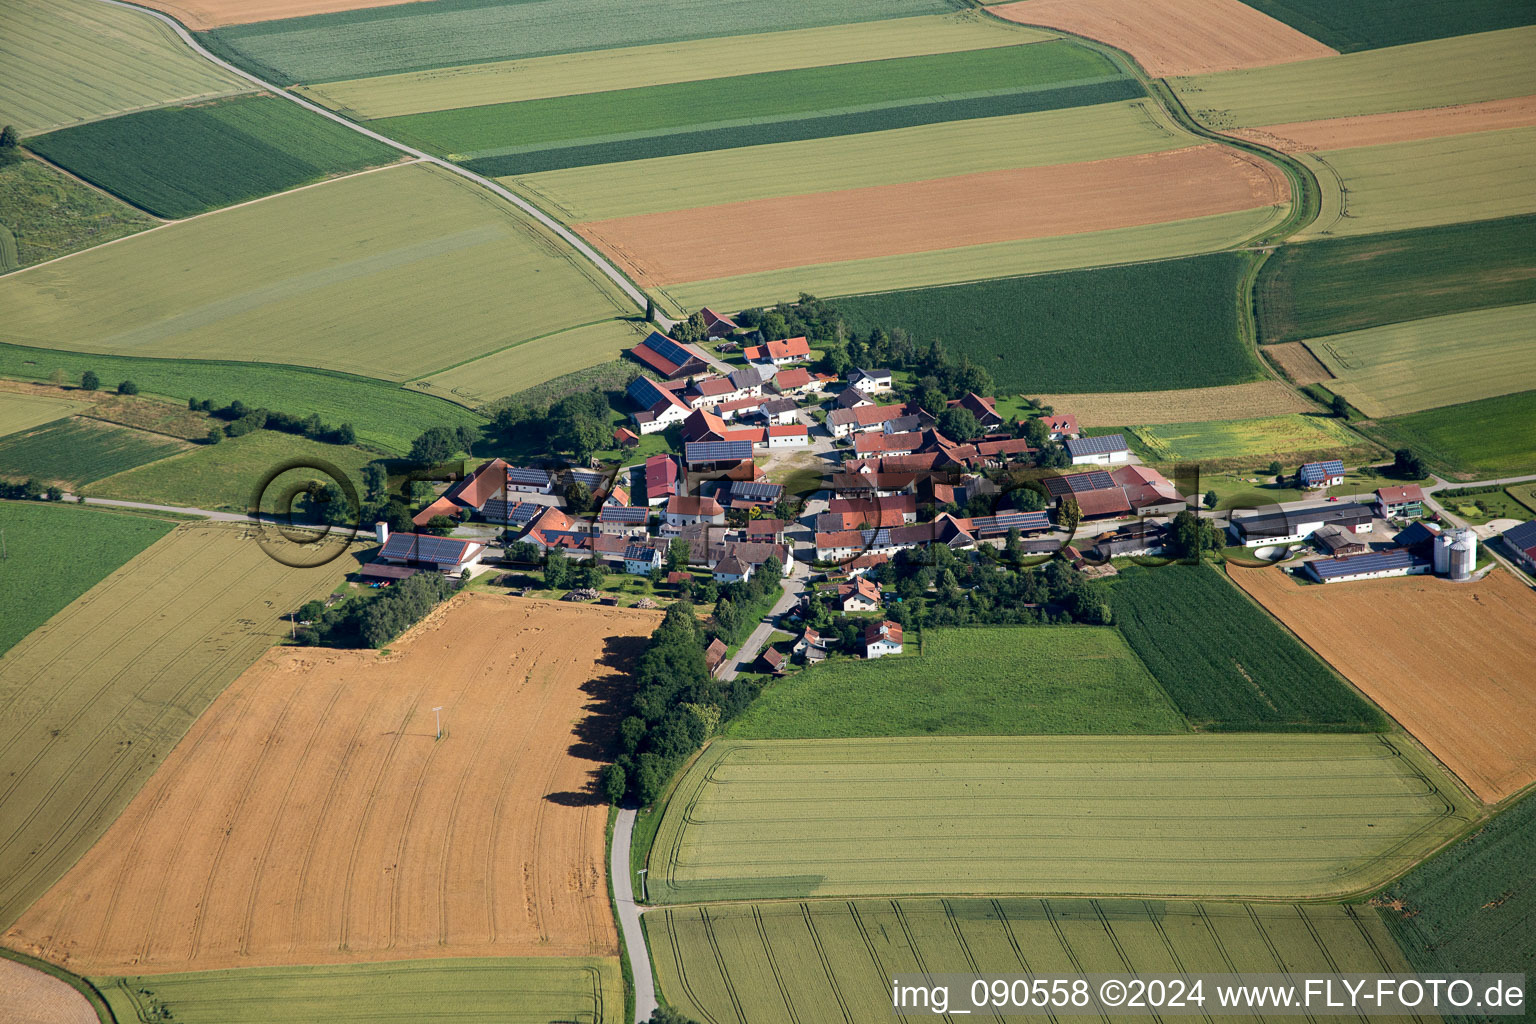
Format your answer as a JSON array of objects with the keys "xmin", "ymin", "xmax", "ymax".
[
  {"xmin": 728, "ymin": 626, "xmax": 1186, "ymax": 738},
  {"xmin": 1307, "ymin": 303, "xmax": 1536, "ymax": 418},
  {"xmin": 832, "ymin": 252, "xmax": 1257, "ymax": 393},
  {"xmin": 0, "ymin": 502, "xmax": 173, "ymax": 657},
  {"xmin": 95, "ymin": 957, "xmax": 624, "ymax": 1024},
  {"xmin": 0, "ymin": 418, "xmax": 189, "ymax": 489},
  {"xmin": 0, "ymin": 391, "xmax": 86, "ymax": 435},
  {"xmin": 1363, "ymin": 390, "xmax": 1536, "ymax": 479},
  {"xmin": 0, "ymin": 159, "xmax": 155, "ymax": 271},
  {"xmin": 1170, "ymin": 27, "xmax": 1536, "ymax": 128},
  {"xmin": 1256, "ymin": 214, "xmax": 1536, "ymax": 344},
  {"xmin": 1125, "ymin": 413, "xmax": 1367, "ymax": 464},
  {"xmin": 0, "ymin": 163, "xmax": 633, "ymax": 382},
  {"xmin": 2, "ymin": 0, "xmax": 252, "ymax": 135},
  {"xmin": 0, "ymin": 342, "xmax": 484, "ymax": 455},
  {"xmin": 83, "ymin": 430, "xmax": 376, "ymax": 512},
  {"xmin": 28, "ymin": 95, "xmax": 399, "ymax": 219},
  {"xmin": 509, "ymin": 99, "xmax": 1187, "ymax": 221},
  {"xmin": 646, "ymin": 734, "xmax": 1471, "ymax": 903},
  {"xmin": 650, "ymin": 898, "xmax": 1416, "ymax": 1023},
  {"xmin": 406, "ymin": 318, "xmax": 645, "ymax": 408},
  {"xmin": 200, "ymin": 0, "xmax": 956, "ymax": 84},
  {"xmin": 1110, "ymin": 565, "xmax": 1387, "ymax": 732},
  {"xmin": 0, "ymin": 523, "xmax": 351, "ymax": 928},
  {"xmin": 1242, "ymin": 0, "xmax": 1536, "ymax": 52},
  {"xmin": 299, "ymin": 13, "xmax": 1052, "ymax": 118}
]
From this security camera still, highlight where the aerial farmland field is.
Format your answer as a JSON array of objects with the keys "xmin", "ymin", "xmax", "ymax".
[
  {"xmin": 0, "ymin": 0, "xmax": 252, "ymax": 136},
  {"xmin": 28, "ymin": 94, "xmax": 400, "ymax": 219},
  {"xmin": 0, "ymin": 163, "xmax": 633, "ymax": 382},
  {"xmin": 1029, "ymin": 380, "xmax": 1309, "ymax": 424},
  {"xmin": 0, "ymin": 502, "xmax": 173, "ymax": 658},
  {"xmin": 1240, "ymin": 0, "xmax": 1536, "ymax": 51},
  {"xmin": 1255, "ymin": 214, "xmax": 1536, "ymax": 344},
  {"xmin": 0, "ymin": 417, "xmax": 190, "ymax": 489},
  {"xmin": 727, "ymin": 626, "xmax": 1187, "ymax": 738},
  {"xmin": 95, "ymin": 957, "xmax": 623, "ymax": 1024},
  {"xmin": 0, "ymin": 523, "xmax": 351, "ymax": 929},
  {"xmin": 0, "ymin": 160, "xmax": 155, "ymax": 270},
  {"xmin": 1124, "ymin": 412, "xmax": 1369, "ymax": 464},
  {"xmin": 1363, "ymin": 390, "xmax": 1536, "ymax": 479},
  {"xmin": 1231, "ymin": 568, "xmax": 1536, "ymax": 804},
  {"xmin": 0, "ymin": 390, "xmax": 86, "ymax": 436},
  {"xmin": 645, "ymin": 734, "xmax": 1471, "ymax": 903},
  {"xmin": 649, "ymin": 898, "xmax": 1416, "ymax": 1024},
  {"xmin": 5, "ymin": 595, "xmax": 659, "ymax": 972},
  {"xmin": 1305, "ymin": 303, "xmax": 1536, "ymax": 418},
  {"xmin": 407, "ymin": 318, "xmax": 646, "ymax": 408}
]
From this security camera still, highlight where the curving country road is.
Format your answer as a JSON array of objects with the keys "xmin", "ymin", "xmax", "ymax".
[
  {"xmin": 88, "ymin": 0, "xmax": 674, "ymax": 329},
  {"xmin": 611, "ymin": 809, "xmax": 658, "ymax": 1024}
]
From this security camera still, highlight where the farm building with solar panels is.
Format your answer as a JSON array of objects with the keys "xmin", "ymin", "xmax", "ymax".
[
  {"xmin": 1501, "ymin": 520, "xmax": 1536, "ymax": 576},
  {"xmin": 1064, "ymin": 432, "xmax": 1131, "ymax": 465},
  {"xmin": 628, "ymin": 331, "xmax": 709, "ymax": 379},
  {"xmin": 368, "ymin": 528, "xmax": 488, "ymax": 578},
  {"xmin": 1305, "ymin": 547, "xmax": 1433, "ymax": 584},
  {"xmin": 1298, "ymin": 459, "xmax": 1347, "ymax": 489}
]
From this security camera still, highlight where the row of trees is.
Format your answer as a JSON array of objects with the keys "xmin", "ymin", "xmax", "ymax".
[
  {"xmin": 295, "ymin": 571, "xmax": 453, "ymax": 648},
  {"xmin": 0, "ymin": 478, "xmax": 64, "ymax": 502},
  {"xmin": 490, "ymin": 387, "xmax": 619, "ymax": 462},
  {"xmin": 195, "ymin": 397, "xmax": 357, "ymax": 446}
]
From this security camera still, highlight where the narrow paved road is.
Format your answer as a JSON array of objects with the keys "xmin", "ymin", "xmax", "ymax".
[
  {"xmin": 89, "ymin": 0, "xmax": 672, "ymax": 329},
  {"xmin": 65, "ymin": 494, "xmax": 259, "ymax": 522},
  {"xmin": 612, "ymin": 809, "xmax": 658, "ymax": 1024},
  {"xmin": 719, "ymin": 570, "xmax": 809, "ymax": 680}
]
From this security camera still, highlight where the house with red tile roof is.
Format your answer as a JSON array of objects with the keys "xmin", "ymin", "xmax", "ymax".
[
  {"xmin": 699, "ymin": 307, "xmax": 739, "ymax": 338},
  {"xmin": 773, "ymin": 366, "xmax": 818, "ymax": 396},
  {"xmin": 743, "ymin": 336, "xmax": 810, "ymax": 365},
  {"xmin": 947, "ymin": 391, "xmax": 1003, "ymax": 428},
  {"xmin": 767, "ymin": 423, "xmax": 809, "ymax": 447},
  {"xmin": 864, "ymin": 620, "xmax": 903, "ymax": 659}
]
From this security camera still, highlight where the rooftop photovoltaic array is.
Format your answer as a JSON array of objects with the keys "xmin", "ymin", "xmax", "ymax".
[
  {"xmin": 1308, "ymin": 548, "xmax": 1429, "ymax": 579},
  {"xmin": 641, "ymin": 331, "xmax": 697, "ymax": 368},
  {"xmin": 1299, "ymin": 459, "xmax": 1346, "ymax": 484},
  {"xmin": 507, "ymin": 467, "xmax": 551, "ymax": 486},
  {"xmin": 628, "ymin": 375, "xmax": 668, "ymax": 408},
  {"xmin": 380, "ymin": 533, "xmax": 474, "ymax": 564},
  {"xmin": 727, "ymin": 481, "xmax": 783, "ymax": 502},
  {"xmin": 971, "ymin": 511, "xmax": 1052, "ymax": 534},
  {"xmin": 600, "ymin": 506, "xmax": 650, "ymax": 523},
  {"xmin": 1064, "ymin": 433, "xmax": 1128, "ymax": 457},
  {"xmin": 685, "ymin": 440, "xmax": 754, "ymax": 462},
  {"xmin": 624, "ymin": 545, "xmax": 657, "ymax": 562},
  {"xmin": 1043, "ymin": 470, "xmax": 1115, "ymax": 497}
]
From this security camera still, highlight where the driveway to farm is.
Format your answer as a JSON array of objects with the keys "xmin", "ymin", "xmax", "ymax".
[
  {"xmin": 612, "ymin": 809, "xmax": 657, "ymax": 1024},
  {"xmin": 720, "ymin": 569, "xmax": 811, "ymax": 680},
  {"xmin": 84, "ymin": 0, "xmax": 667, "ymax": 328}
]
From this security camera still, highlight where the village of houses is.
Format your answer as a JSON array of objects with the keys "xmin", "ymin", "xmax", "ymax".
[{"xmin": 360, "ymin": 307, "xmax": 1536, "ymax": 672}]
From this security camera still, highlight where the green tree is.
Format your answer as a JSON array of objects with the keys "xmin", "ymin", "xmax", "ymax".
[
  {"xmin": 579, "ymin": 560, "xmax": 606, "ymax": 589},
  {"xmin": 421, "ymin": 514, "xmax": 456, "ymax": 536},
  {"xmin": 1330, "ymin": 394, "xmax": 1350, "ymax": 419},
  {"xmin": 116, "ymin": 379, "xmax": 139, "ymax": 395},
  {"xmin": 409, "ymin": 426, "xmax": 457, "ymax": 465},
  {"xmin": 565, "ymin": 481, "xmax": 594, "ymax": 515},
  {"xmin": 0, "ymin": 125, "xmax": 17, "ymax": 150},
  {"xmin": 1021, "ymin": 416, "xmax": 1049, "ymax": 448},
  {"xmin": 936, "ymin": 407, "xmax": 980, "ymax": 442},
  {"xmin": 1392, "ymin": 448, "xmax": 1427, "ymax": 480},
  {"xmin": 79, "ymin": 370, "xmax": 100, "ymax": 391},
  {"xmin": 1169, "ymin": 509, "xmax": 1223, "ymax": 560},
  {"xmin": 600, "ymin": 762, "xmax": 627, "ymax": 805},
  {"xmin": 667, "ymin": 537, "xmax": 691, "ymax": 571},
  {"xmin": 648, "ymin": 564, "xmax": 667, "ymax": 587},
  {"xmin": 336, "ymin": 423, "xmax": 356, "ymax": 445},
  {"xmin": 644, "ymin": 296, "xmax": 656, "ymax": 323},
  {"xmin": 204, "ymin": 426, "xmax": 223, "ymax": 445},
  {"xmin": 543, "ymin": 549, "xmax": 571, "ymax": 589},
  {"xmin": 1203, "ymin": 489, "xmax": 1218, "ymax": 509},
  {"xmin": 455, "ymin": 425, "xmax": 477, "ymax": 458},
  {"xmin": 819, "ymin": 345, "xmax": 850, "ymax": 377},
  {"xmin": 363, "ymin": 463, "xmax": 388, "ymax": 501},
  {"xmin": 1266, "ymin": 460, "xmax": 1282, "ymax": 476},
  {"xmin": 557, "ymin": 415, "xmax": 607, "ymax": 461},
  {"xmin": 914, "ymin": 376, "xmax": 947, "ymax": 415},
  {"xmin": 1058, "ymin": 497, "xmax": 1082, "ymax": 533}
]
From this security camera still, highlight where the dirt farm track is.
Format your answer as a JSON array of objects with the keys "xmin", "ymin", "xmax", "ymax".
[
  {"xmin": 1231, "ymin": 567, "xmax": 1536, "ymax": 804},
  {"xmin": 3, "ymin": 594, "xmax": 660, "ymax": 974}
]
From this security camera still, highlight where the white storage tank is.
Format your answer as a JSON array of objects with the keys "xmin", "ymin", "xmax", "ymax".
[
  {"xmin": 1433, "ymin": 531, "xmax": 1452, "ymax": 574},
  {"xmin": 1448, "ymin": 528, "xmax": 1477, "ymax": 580}
]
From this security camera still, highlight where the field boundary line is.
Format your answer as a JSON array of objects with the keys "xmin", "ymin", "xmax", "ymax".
[
  {"xmin": 79, "ymin": 0, "xmax": 669, "ymax": 328},
  {"xmin": 0, "ymin": 947, "xmax": 118, "ymax": 1024},
  {"xmin": 402, "ymin": 315, "xmax": 640, "ymax": 385}
]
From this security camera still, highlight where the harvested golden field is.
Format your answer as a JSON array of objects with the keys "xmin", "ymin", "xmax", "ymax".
[
  {"xmin": 132, "ymin": 0, "xmax": 427, "ymax": 30},
  {"xmin": 1029, "ymin": 380, "xmax": 1307, "ymax": 424},
  {"xmin": 1267, "ymin": 340, "xmax": 1334, "ymax": 384},
  {"xmin": 582, "ymin": 145, "xmax": 1289, "ymax": 287},
  {"xmin": 5, "ymin": 594, "xmax": 660, "ymax": 974},
  {"xmin": 0, "ymin": 957, "xmax": 97, "ymax": 1024},
  {"xmin": 1231, "ymin": 567, "xmax": 1536, "ymax": 804},
  {"xmin": 989, "ymin": 0, "xmax": 1335, "ymax": 77},
  {"xmin": 1236, "ymin": 94, "xmax": 1536, "ymax": 153}
]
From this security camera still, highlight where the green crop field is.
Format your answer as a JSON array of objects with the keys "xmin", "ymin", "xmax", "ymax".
[
  {"xmin": 1170, "ymin": 27, "xmax": 1536, "ymax": 128},
  {"xmin": 1256, "ymin": 215, "xmax": 1536, "ymax": 344},
  {"xmin": 1373, "ymin": 792, "xmax": 1535, "ymax": 1000},
  {"xmin": 28, "ymin": 95, "xmax": 400, "ymax": 219},
  {"xmin": 1110, "ymin": 564, "xmax": 1387, "ymax": 731},
  {"xmin": 1303, "ymin": 127, "xmax": 1536, "ymax": 240},
  {"xmin": 1, "ymin": 0, "xmax": 252, "ymax": 136},
  {"xmin": 0, "ymin": 163, "xmax": 632, "ymax": 382},
  {"xmin": 649, "ymin": 898, "xmax": 1416, "ymax": 1023},
  {"xmin": 96, "ymin": 957, "xmax": 622, "ymax": 1024},
  {"xmin": 1241, "ymin": 0, "xmax": 1536, "ymax": 52},
  {"xmin": 1307, "ymin": 303, "xmax": 1536, "ymax": 418},
  {"xmin": 465, "ymin": 80, "xmax": 1140, "ymax": 177},
  {"xmin": 0, "ymin": 522, "xmax": 351, "ymax": 928},
  {"xmin": 0, "ymin": 417, "xmax": 189, "ymax": 489},
  {"xmin": 832, "ymin": 253, "xmax": 1257, "ymax": 394},
  {"xmin": 407, "ymin": 318, "xmax": 646, "ymax": 408},
  {"xmin": 1126, "ymin": 413, "xmax": 1368, "ymax": 464},
  {"xmin": 728, "ymin": 626, "xmax": 1187, "ymax": 739},
  {"xmin": 0, "ymin": 159, "xmax": 155, "ymax": 271},
  {"xmin": 511, "ymin": 99, "xmax": 1186, "ymax": 221},
  {"xmin": 0, "ymin": 342, "xmax": 483, "ymax": 456},
  {"xmin": 300, "ymin": 13, "xmax": 1053, "ymax": 119},
  {"xmin": 659, "ymin": 206, "xmax": 1286, "ymax": 313},
  {"xmin": 200, "ymin": 0, "xmax": 958, "ymax": 85},
  {"xmin": 83, "ymin": 430, "xmax": 376, "ymax": 512},
  {"xmin": 1362, "ymin": 390, "xmax": 1536, "ymax": 479},
  {"xmin": 373, "ymin": 40, "xmax": 1123, "ymax": 158},
  {"xmin": 0, "ymin": 502, "xmax": 172, "ymax": 657},
  {"xmin": 645, "ymin": 734, "xmax": 1471, "ymax": 903},
  {"xmin": 0, "ymin": 391, "xmax": 86, "ymax": 436}
]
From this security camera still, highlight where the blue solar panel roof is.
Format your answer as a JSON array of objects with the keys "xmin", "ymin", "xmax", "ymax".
[
  {"xmin": 627, "ymin": 375, "xmax": 667, "ymax": 408},
  {"xmin": 729, "ymin": 481, "xmax": 783, "ymax": 501},
  {"xmin": 685, "ymin": 440, "xmax": 755, "ymax": 462},
  {"xmin": 1308, "ymin": 548, "xmax": 1428, "ymax": 579},
  {"xmin": 641, "ymin": 332, "xmax": 695, "ymax": 368},
  {"xmin": 971, "ymin": 511, "xmax": 1051, "ymax": 534},
  {"xmin": 625, "ymin": 544, "xmax": 658, "ymax": 561},
  {"xmin": 507, "ymin": 467, "xmax": 550, "ymax": 486},
  {"xmin": 1504, "ymin": 519, "xmax": 1536, "ymax": 551},
  {"xmin": 1299, "ymin": 459, "xmax": 1346, "ymax": 484},
  {"xmin": 1064, "ymin": 433, "xmax": 1128, "ymax": 457},
  {"xmin": 600, "ymin": 506, "xmax": 650, "ymax": 523},
  {"xmin": 380, "ymin": 532, "xmax": 472, "ymax": 564},
  {"xmin": 1043, "ymin": 470, "xmax": 1115, "ymax": 496}
]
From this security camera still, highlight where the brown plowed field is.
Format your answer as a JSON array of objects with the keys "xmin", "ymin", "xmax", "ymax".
[
  {"xmin": 3, "ymin": 594, "xmax": 660, "ymax": 974},
  {"xmin": 1266, "ymin": 341, "xmax": 1333, "ymax": 384},
  {"xmin": 0, "ymin": 958, "xmax": 97, "ymax": 1024},
  {"xmin": 1029, "ymin": 380, "xmax": 1308, "ymax": 425},
  {"xmin": 579, "ymin": 145, "xmax": 1289, "ymax": 287},
  {"xmin": 1231, "ymin": 567, "xmax": 1536, "ymax": 804},
  {"xmin": 988, "ymin": 0, "xmax": 1335, "ymax": 77},
  {"xmin": 1234, "ymin": 95, "xmax": 1536, "ymax": 153},
  {"xmin": 131, "ymin": 0, "xmax": 429, "ymax": 30}
]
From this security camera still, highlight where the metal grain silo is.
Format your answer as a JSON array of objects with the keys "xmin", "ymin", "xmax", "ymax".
[{"xmin": 1448, "ymin": 529, "xmax": 1477, "ymax": 580}]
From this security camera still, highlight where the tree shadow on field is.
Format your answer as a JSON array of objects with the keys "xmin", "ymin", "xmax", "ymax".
[{"xmin": 545, "ymin": 633, "xmax": 648, "ymax": 807}]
